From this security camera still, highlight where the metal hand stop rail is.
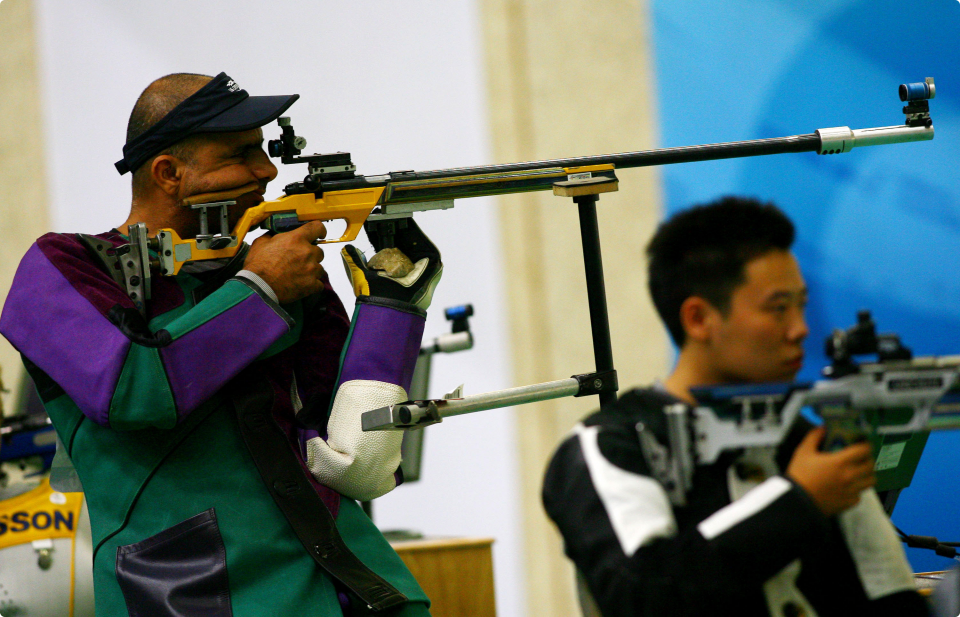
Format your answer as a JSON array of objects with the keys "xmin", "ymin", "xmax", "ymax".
[{"xmin": 361, "ymin": 78, "xmax": 937, "ymax": 432}]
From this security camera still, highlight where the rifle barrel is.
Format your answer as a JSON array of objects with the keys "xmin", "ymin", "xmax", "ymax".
[
  {"xmin": 361, "ymin": 134, "xmax": 822, "ymax": 205},
  {"xmin": 317, "ymin": 122, "xmax": 930, "ymax": 207},
  {"xmin": 406, "ymin": 133, "xmax": 821, "ymax": 180}
]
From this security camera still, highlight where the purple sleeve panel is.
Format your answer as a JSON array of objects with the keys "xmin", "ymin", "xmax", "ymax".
[
  {"xmin": 37, "ymin": 232, "xmax": 141, "ymax": 316},
  {"xmin": 0, "ymin": 244, "xmax": 130, "ymax": 424},
  {"xmin": 337, "ymin": 298, "xmax": 425, "ymax": 391},
  {"xmin": 160, "ymin": 289, "xmax": 291, "ymax": 414}
]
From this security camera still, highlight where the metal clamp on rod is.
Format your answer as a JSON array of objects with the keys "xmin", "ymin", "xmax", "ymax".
[{"xmin": 573, "ymin": 370, "xmax": 619, "ymax": 397}]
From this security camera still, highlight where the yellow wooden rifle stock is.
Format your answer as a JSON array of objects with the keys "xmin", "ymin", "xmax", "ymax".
[
  {"xmin": 155, "ymin": 185, "xmax": 385, "ymax": 276},
  {"xmin": 153, "ymin": 164, "xmax": 613, "ymax": 276}
]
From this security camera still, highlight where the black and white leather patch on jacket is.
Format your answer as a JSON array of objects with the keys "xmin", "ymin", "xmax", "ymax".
[{"xmin": 542, "ymin": 387, "xmax": 927, "ymax": 617}]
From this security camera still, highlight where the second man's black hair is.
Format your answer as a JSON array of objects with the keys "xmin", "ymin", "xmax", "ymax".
[{"xmin": 646, "ymin": 196, "xmax": 796, "ymax": 346}]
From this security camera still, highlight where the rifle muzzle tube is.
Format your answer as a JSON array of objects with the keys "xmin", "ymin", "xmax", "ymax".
[{"xmin": 816, "ymin": 124, "xmax": 934, "ymax": 154}]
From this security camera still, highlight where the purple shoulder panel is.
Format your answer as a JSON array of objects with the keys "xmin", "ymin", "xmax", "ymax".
[
  {"xmin": 33, "ymin": 232, "xmax": 186, "ymax": 320},
  {"xmin": 160, "ymin": 293, "xmax": 291, "ymax": 415},
  {"xmin": 0, "ymin": 244, "xmax": 130, "ymax": 425},
  {"xmin": 337, "ymin": 302, "xmax": 425, "ymax": 391},
  {"xmin": 36, "ymin": 232, "xmax": 137, "ymax": 317}
]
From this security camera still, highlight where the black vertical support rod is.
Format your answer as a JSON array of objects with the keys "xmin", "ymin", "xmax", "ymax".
[{"xmin": 574, "ymin": 194, "xmax": 617, "ymax": 406}]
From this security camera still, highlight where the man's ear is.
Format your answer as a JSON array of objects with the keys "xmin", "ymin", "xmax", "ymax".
[
  {"xmin": 149, "ymin": 155, "xmax": 183, "ymax": 197},
  {"xmin": 678, "ymin": 296, "xmax": 721, "ymax": 343}
]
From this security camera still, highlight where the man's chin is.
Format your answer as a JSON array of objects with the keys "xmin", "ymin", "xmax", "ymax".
[
  {"xmin": 236, "ymin": 189, "xmax": 265, "ymax": 208},
  {"xmin": 739, "ymin": 368, "xmax": 801, "ymax": 384},
  {"xmin": 181, "ymin": 181, "xmax": 264, "ymax": 206},
  {"xmin": 773, "ymin": 368, "xmax": 802, "ymax": 383},
  {"xmin": 226, "ymin": 192, "xmax": 265, "ymax": 230}
]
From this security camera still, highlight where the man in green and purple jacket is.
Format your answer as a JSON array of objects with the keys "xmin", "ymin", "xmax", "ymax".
[{"xmin": 0, "ymin": 72, "xmax": 439, "ymax": 616}]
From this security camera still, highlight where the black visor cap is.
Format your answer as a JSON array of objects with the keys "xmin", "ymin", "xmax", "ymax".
[
  {"xmin": 197, "ymin": 93, "xmax": 299, "ymax": 132},
  {"xmin": 116, "ymin": 72, "xmax": 299, "ymax": 175}
]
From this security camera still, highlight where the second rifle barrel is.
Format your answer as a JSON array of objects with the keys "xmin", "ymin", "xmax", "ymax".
[{"xmin": 429, "ymin": 378, "xmax": 581, "ymax": 419}]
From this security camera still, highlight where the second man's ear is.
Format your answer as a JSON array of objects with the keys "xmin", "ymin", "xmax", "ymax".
[{"xmin": 678, "ymin": 295, "xmax": 721, "ymax": 343}]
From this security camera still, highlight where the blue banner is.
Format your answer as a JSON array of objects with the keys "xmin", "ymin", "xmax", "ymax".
[{"xmin": 653, "ymin": 0, "xmax": 960, "ymax": 572}]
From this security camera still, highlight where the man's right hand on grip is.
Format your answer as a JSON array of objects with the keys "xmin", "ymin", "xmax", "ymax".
[
  {"xmin": 243, "ymin": 220, "xmax": 327, "ymax": 304},
  {"xmin": 786, "ymin": 426, "xmax": 877, "ymax": 517}
]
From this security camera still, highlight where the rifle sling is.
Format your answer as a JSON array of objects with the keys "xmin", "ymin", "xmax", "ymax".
[{"xmin": 229, "ymin": 370, "xmax": 407, "ymax": 612}]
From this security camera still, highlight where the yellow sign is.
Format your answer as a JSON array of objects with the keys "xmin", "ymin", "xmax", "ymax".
[{"xmin": 0, "ymin": 476, "xmax": 83, "ymax": 550}]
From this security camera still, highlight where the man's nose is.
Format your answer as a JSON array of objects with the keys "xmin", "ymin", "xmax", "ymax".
[
  {"xmin": 252, "ymin": 150, "xmax": 278, "ymax": 183},
  {"xmin": 788, "ymin": 308, "xmax": 809, "ymax": 343}
]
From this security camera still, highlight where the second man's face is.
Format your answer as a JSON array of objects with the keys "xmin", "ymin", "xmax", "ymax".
[{"xmin": 708, "ymin": 249, "xmax": 809, "ymax": 384}]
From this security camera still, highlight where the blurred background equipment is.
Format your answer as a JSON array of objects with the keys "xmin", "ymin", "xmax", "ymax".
[
  {"xmin": 0, "ymin": 370, "xmax": 94, "ymax": 616},
  {"xmin": 402, "ymin": 304, "xmax": 476, "ymax": 483}
]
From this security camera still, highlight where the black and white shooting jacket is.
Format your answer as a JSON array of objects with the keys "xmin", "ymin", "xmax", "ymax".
[{"xmin": 542, "ymin": 387, "xmax": 928, "ymax": 617}]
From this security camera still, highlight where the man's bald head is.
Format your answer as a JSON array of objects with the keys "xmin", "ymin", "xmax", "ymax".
[
  {"xmin": 127, "ymin": 73, "xmax": 212, "ymax": 193},
  {"xmin": 126, "ymin": 73, "xmax": 212, "ymax": 144}
]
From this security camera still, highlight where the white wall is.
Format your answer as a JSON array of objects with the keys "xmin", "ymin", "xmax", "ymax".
[{"xmin": 32, "ymin": 1, "xmax": 524, "ymax": 614}]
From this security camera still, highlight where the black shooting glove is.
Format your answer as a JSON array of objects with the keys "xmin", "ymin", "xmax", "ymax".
[{"xmin": 341, "ymin": 218, "xmax": 443, "ymax": 310}]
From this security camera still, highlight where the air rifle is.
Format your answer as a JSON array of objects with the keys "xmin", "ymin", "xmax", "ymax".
[
  {"xmin": 116, "ymin": 78, "xmax": 936, "ymax": 315},
  {"xmin": 112, "ymin": 79, "xmax": 936, "ymax": 422},
  {"xmin": 633, "ymin": 310, "xmax": 960, "ymax": 507}
]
